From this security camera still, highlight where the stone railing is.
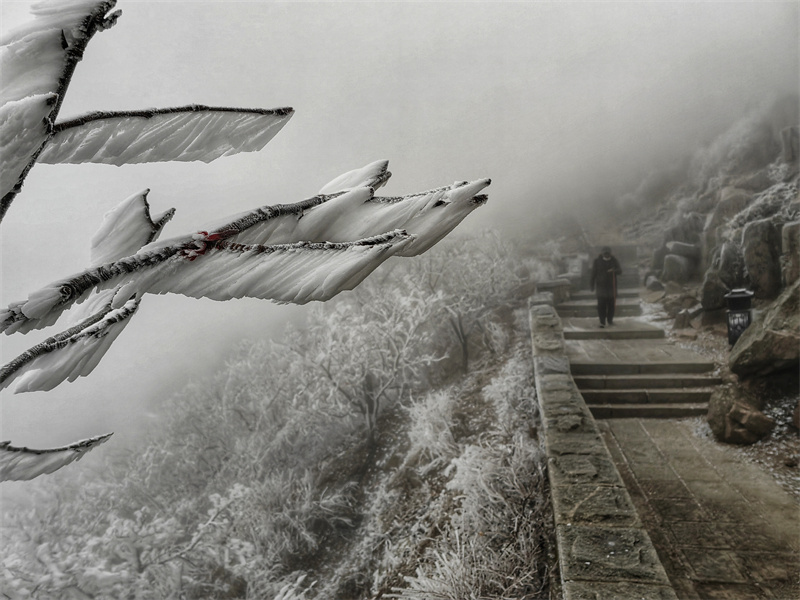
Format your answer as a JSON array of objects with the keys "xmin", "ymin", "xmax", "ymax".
[{"xmin": 529, "ymin": 300, "xmax": 677, "ymax": 600}]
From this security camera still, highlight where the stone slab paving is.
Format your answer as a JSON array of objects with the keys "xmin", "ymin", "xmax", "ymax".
[
  {"xmin": 566, "ymin": 339, "xmax": 714, "ymax": 370},
  {"xmin": 599, "ymin": 418, "xmax": 800, "ymax": 599}
]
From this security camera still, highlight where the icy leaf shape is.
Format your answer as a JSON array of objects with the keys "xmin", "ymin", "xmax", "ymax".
[
  {"xmin": 202, "ymin": 163, "xmax": 490, "ymax": 251},
  {"xmin": 301, "ymin": 178, "xmax": 491, "ymax": 256},
  {"xmin": 379, "ymin": 179, "xmax": 491, "ymax": 256},
  {"xmin": 0, "ymin": 190, "xmax": 173, "ymax": 393},
  {"xmin": 0, "ymin": 297, "xmax": 139, "ymax": 393},
  {"xmin": 90, "ymin": 189, "xmax": 175, "ymax": 266},
  {"xmin": 0, "ymin": 0, "xmax": 117, "ymax": 106},
  {"xmin": 0, "ymin": 93, "xmax": 55, "ymax": 198},
  {"xmin": 0, "ymin": 231, "xmax": 414, "ymax": 334},
  {"xmin": 0, "ymin": 0, "xmax": 118, "ymax": 219},
  {"xmin": 38, "ymin": 106, "xmax": 295, "ymax": 166},
  {"xmin": 0, "ymin": 432, "xmax": 113, "ymax": 482},
  {"xmin": 318, "ymin": 159, "xmax": 391, "ymax": 194}
]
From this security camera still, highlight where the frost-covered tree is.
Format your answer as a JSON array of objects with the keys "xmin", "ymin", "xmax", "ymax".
[
  {"xmin": 406, "ymin": 232, "xmax": 521, "ymax": 373},
  {"xmin": 0, "ymin": 0, "xmax": 489, "ymax": 481}
]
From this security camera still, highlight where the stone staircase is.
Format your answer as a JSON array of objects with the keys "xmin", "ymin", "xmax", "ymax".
[
  {"xmin": 557, "ymin": 288, "xmax": 642, "ymax": 318},
  {"xmin": 558, "ymin": 280, "xmax": 721, "ymax": 419}
]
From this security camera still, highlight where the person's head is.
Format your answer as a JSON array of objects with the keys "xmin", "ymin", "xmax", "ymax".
[{"xmin": 601, "ymin": 246, "xmax": 612, "ymax": 260}]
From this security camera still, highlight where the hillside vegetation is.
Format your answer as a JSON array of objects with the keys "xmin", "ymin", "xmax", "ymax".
[{"xmin": 1, "ymin": 234, "xmax": 558, "ymax": 600}]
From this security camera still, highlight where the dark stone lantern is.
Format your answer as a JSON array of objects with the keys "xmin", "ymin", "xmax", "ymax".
[{"xmin": 724, "ymin": 288, "xmax": 754, "ymax": 346}]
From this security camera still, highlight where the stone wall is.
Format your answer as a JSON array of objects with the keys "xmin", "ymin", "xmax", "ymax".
[{"xmin": 529, "ymin": 301, "xmax": 677, "ymax": 599}]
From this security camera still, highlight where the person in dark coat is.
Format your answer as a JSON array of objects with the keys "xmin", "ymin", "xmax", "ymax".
[{"xmin": 590, "ymin": 246, "xmax": 622, "ymax": 327}]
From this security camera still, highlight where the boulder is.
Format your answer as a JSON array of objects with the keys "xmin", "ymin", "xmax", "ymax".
[
  {"xmin": 642, "ymin": 289, "xmax": 665, "ymax": 303},
  {"xmin": 716, "ymin": 241, "xmax": 746, "ymax": 289},
  {"xmin": 707, "ymin": 385, "xmax": 775, "ymax": 445},
  {"xmin": 781, "ymin": 220, "xmax": 800, "ymax": 286},
  {"xmin": 662, "ymin": 291, "xmax": 699, "ymax": 318},
  {"xmin": 661, "ymin": 254, "xmax": 691, "ymax": 283},
  {"xmin": 665, "ymin": 211, "xmax": 704, "ymax": 245},
  {"xmin": 705, "ymin": 187, "xmax": 753, "ymax": 234},
  {"xmin": 700, "ymin": 270, "xmax": 730, "ymax": 310},
  {"xmin": 673, "ymin": 309, "xmax": 691, "ymax": 330},
  {"xmin": 651, "ymin": 244, "xmax": 668, "ymax": 272},
  {"xmin": 742, "ymin": 218, "xmax": 782, "ymax": 298},
  {"xmin": 728, "ymin": 402, "xmax": 776, "ymax": 437},
  {"xmin": 730, "ymin": 279, "xmax": 800, "ymax": 377},
  {"xmin": 666, "ymin": 241, "xmax": 701, "ymax": 261},
  {"xmin": 687, "ymin": 303, "xmax": 704, "ymax": 319},
  {"xmin": 645, "ymin": 274, "xmax": 664, "ymax": 291}
]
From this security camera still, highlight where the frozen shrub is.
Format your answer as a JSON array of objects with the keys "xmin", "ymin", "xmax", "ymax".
[
  {"xmin": 482, "ymin": 349, "xmax": 537, "ymax": 435},
  {"xmin": 405, "ymin": 390, "xmax": 459, "ymax": 475}
]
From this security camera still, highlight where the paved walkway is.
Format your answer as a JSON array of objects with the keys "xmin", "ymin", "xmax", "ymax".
[
  {"xmin": 556, "ymin": 284, "xmax": 799, "ymax": 598},
  {"xmin": 565, "ymin": 336, "xmax": 713, "ymax": 372},
  {"xmin": 600, "ymin": 418, "xmax": 799, "ymax": 599}
]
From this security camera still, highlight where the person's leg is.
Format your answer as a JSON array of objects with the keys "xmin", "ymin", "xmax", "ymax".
[
  {"xmin": 607, "ymin": 296, "xmax": 616, "ymax": 325},
  {"xmin": 597, "ymin": 295, "xmax": 606, "ymax": 326}
]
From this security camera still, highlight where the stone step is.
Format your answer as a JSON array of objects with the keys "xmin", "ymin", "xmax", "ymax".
[
  {"xmin": 570, "ymin": 361, "xmax": 715, "ymax": 375},
  {"xmin": 562, "ymin": 317, "xmax": 664, "ymax": 340},
  {"xmin": 559, "ymin": 298, "xmax": 642, "ymax": 308},
  {"xmin": 571, "ymin": 288, "xmax": 640, "ymax": 300},
  {"xmin": 589, "ymin": 403, "xmax": 709, "ymax": 419},
  {"xmin": 574, "ymin": 374, "xmax": 723, "ymax": 389},
  {"xmin": 557, "ymin": 301, "xmax": 643, "ymax": 318},
  {"xmin": 580, "ymin": 388, "xmax": 713, "ymax": 404},
  {"xmin": 617, "ymin": 274, "xmax": 641, "ymax": 286},
  {"xmin": 564, "ymin": 328, "xmax": 664, "ymax": 340}
]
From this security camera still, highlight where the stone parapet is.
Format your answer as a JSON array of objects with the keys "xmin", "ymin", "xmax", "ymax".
[{"xmin": 529, "ymin": 300, "xmax": 677, "ymax": 600}]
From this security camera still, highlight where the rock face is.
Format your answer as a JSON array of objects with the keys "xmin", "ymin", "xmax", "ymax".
[
  {"xmin": 731, "ymin": 169, "xmax": 773, "ymax": 193},
  {"xmin": 666, "ymin": 241, "xmax": 701, "ymax": 261},
  {"xmin": 716, "ymin": 241, "xmax": 746, "ymax": 289},
  {"xmin": 702, "ymin": 187, "xmax": 753, "ymax": 264},
  {"xmin": 794, "ymin": 401, "xmax": 800, "ymax": 430},
  {"xmin": 742, "ymin": 218, "xmax": 782, "ymax": 299},
  {"xmin": 782, "ymin": 220, "xmax": 800, "ymax": 286},
  {"xmin": 700, "ymin": 270, "xmax": 730, "ymax": 310},
  {"xmin": 665, "ymin": 211, "xmax": 704, "ymax": 245},
  {"xmin": 661, "ymin": 254, "xmax": 691, "ymax": 283},
  {"xmin": 651, "ymin": 244, "xmax": 668, "ymax": 272},
  {"xmin": 707, "ymin": 385, "xmax": 776, "ymax": 445},
  {"xmin": 730, "ymin": 279, "xmax": 800, "ymax": 377}
]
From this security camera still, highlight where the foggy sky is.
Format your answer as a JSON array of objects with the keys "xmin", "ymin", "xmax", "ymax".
[{"xmin": 1, "ymin": 1, "xmax": 797, "ymax": 453}]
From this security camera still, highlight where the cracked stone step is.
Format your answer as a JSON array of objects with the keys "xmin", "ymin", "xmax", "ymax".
[
  {"xmin": 580, "ymin": 388, "xmax": 714, "ymax": 404},
  {"xmin": 571, "ymin": 288, "xmax": 641, "ymax": 300},
  {"xmin": 564, "ymin": 328, "xmax": 664, "ymax": 340},
  {"xmin": 570, "ymin": 361, "xmax": 715, "ymax": 375},
  {"xmin": 589, "ymin": 403, "xmax": 709, "ymax": 419},
  {"xmin": 574, "ymin": 374, "xmax": 723, "ymax": 389},
  {"xmin": 561, "ymin": 317, "xmax": 665, "ymax": 340},
  {"xmin": 557, "ymin": 302, "xmax": 643, "ymax": 318}
]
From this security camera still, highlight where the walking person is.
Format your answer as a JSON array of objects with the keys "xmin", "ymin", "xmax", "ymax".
[{"xmin": 590, "ymin": 246, "xmax": 622, "ymax": 328}]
